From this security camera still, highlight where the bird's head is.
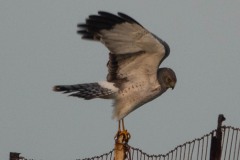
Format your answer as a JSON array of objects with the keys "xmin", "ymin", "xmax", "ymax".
[{"xmin": 157, "ymin": 68, "xmax": 177, "ymax": 90}]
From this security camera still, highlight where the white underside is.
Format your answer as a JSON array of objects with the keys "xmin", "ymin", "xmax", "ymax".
[{"xmin": 98, "ymin": 81, "xmax": 119, "ymax": 92}]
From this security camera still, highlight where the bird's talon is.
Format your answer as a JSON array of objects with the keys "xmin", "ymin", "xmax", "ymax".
[{"xmin": 115, "ymin": 129, "xmax": 131, "ymax": 142}]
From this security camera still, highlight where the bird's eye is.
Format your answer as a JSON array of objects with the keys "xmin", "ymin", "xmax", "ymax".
[{"xmin": 166, "ymin": 77, "xmax": 170, "ymax": 83}]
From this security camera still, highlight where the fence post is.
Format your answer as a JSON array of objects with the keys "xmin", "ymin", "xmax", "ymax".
[
  {"xmin": 114, "ymin": 131, "xmax": 130, "ymax": 160},
  {"xmin": 209, "ymin": 114, "xmax": 226, "ymax": 160},
  {"xmin": 9, "ymin": 152, "xmax": 25, "ymax": 160}
]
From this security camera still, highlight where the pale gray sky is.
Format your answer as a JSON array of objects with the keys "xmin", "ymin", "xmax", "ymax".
[{"xmin": 1, "ymin": 1, "xmax": 240, "ymax": 160}]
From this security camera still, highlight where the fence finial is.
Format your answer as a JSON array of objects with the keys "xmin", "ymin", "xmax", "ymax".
[
  {"xmin": 9, "ymin": 152, "xmax": 25, "ymax": 160},
  {"xmin": 217, "ymin": 114, "xmax": 226, "ymax": 128}
]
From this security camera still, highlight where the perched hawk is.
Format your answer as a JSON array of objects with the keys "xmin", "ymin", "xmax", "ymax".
[{"xmin": 53, "ymin": 11, "xmax": 176, "ymax": 131}]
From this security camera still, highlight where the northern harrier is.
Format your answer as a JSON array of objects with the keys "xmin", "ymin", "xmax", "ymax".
[{"xmin": 53, "ymin": 11, "xmax": 177, "ymax": 133}]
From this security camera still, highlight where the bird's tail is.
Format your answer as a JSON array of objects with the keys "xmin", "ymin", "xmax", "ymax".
[{"xmin": 53, "ymin": 81, "xmax": 118, "ymax": 100}]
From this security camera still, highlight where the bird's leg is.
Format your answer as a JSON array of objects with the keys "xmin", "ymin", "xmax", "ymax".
[
  {"xmin": 118, "ymin": 120, "xmax": 121, "ymax": 131},
  {"xmin": 117, "ymin": 119, "xmax": 125, "ymax": 131},
  {"xmin": 115, "ymin": 118, "xmax": 131, "ymax": 143},
  {"xmin": 115, "ymin": 120, "xmax": 122, "ymax": 139},
  {"xmin": 121, "ymin": 119, "xmax": 125, "ymax": 131}
]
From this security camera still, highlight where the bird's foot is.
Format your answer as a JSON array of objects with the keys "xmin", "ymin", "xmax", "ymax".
[{"xmin": 115, "ymin": 129, "xmax": 131, "ymax": 143}]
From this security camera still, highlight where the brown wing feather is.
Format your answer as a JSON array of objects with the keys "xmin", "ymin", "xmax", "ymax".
[{"xmin": 107, "ymin": 52, "xmax": 144, "ymax": 86}]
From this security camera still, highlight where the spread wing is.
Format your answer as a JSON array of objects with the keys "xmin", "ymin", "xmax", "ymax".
[{"xmin": 77, "ymin": 11, "xmax": 170, "ymax": 86}]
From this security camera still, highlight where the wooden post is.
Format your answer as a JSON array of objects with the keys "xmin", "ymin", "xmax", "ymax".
[
  {"xmin": 114, "ymin": 130, "xmax": 130, "ymax": 160},
  {"xmin": 210, "ymin": 114, "xmax": 226, "ymax": 160},
  {"xmin": 9, "ymin": 152, "xmax": 25, "ymax": 160}
]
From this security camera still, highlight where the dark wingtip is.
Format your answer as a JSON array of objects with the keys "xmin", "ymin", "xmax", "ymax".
[
  {"xmin": 77, "ymin": 23, "xmax": 86, "ymax": 28},
  {"xmin": 53, "ymin": 85, "xmax": 71, "ymax": 94},
  {"xmin": 98, "ymin": 11, "xmax": 109, "ymax": 15},
  {"xmin": 52, "ymin": 85, "xmax": 65, "ymax": 92},
  {"xmin": 117, "ymin": 12, "xmax": 142, "ymax": 26}
]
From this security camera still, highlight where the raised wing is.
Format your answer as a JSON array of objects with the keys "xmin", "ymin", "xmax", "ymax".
[{"xmin": 77, "ymin": 11, "xmax": 170, "ymax": 85}]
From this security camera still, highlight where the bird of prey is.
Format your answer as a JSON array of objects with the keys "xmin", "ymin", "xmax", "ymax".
[{"xmin": 53, "ymin": 11, "xmax": 176, "ymax": 133}]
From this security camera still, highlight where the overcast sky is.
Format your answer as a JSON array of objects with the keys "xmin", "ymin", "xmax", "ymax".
[{"xmin": 1, "ymin": 1, "xmax": 240, "ymax": 160}]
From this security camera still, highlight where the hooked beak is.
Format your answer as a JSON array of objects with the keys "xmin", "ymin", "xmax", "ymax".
[{"xmin": 169, "ymin": 82, "xmax": 175, "ymax": 90}]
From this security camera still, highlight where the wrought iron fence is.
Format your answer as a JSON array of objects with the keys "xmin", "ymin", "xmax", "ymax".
[
  {"xmin": 9, "ymin": 115, "xmax": 240, "ymax": 160},
  {"xmin": 78, "ymin": 126, "xmax": 239, "ymax": 160}
]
